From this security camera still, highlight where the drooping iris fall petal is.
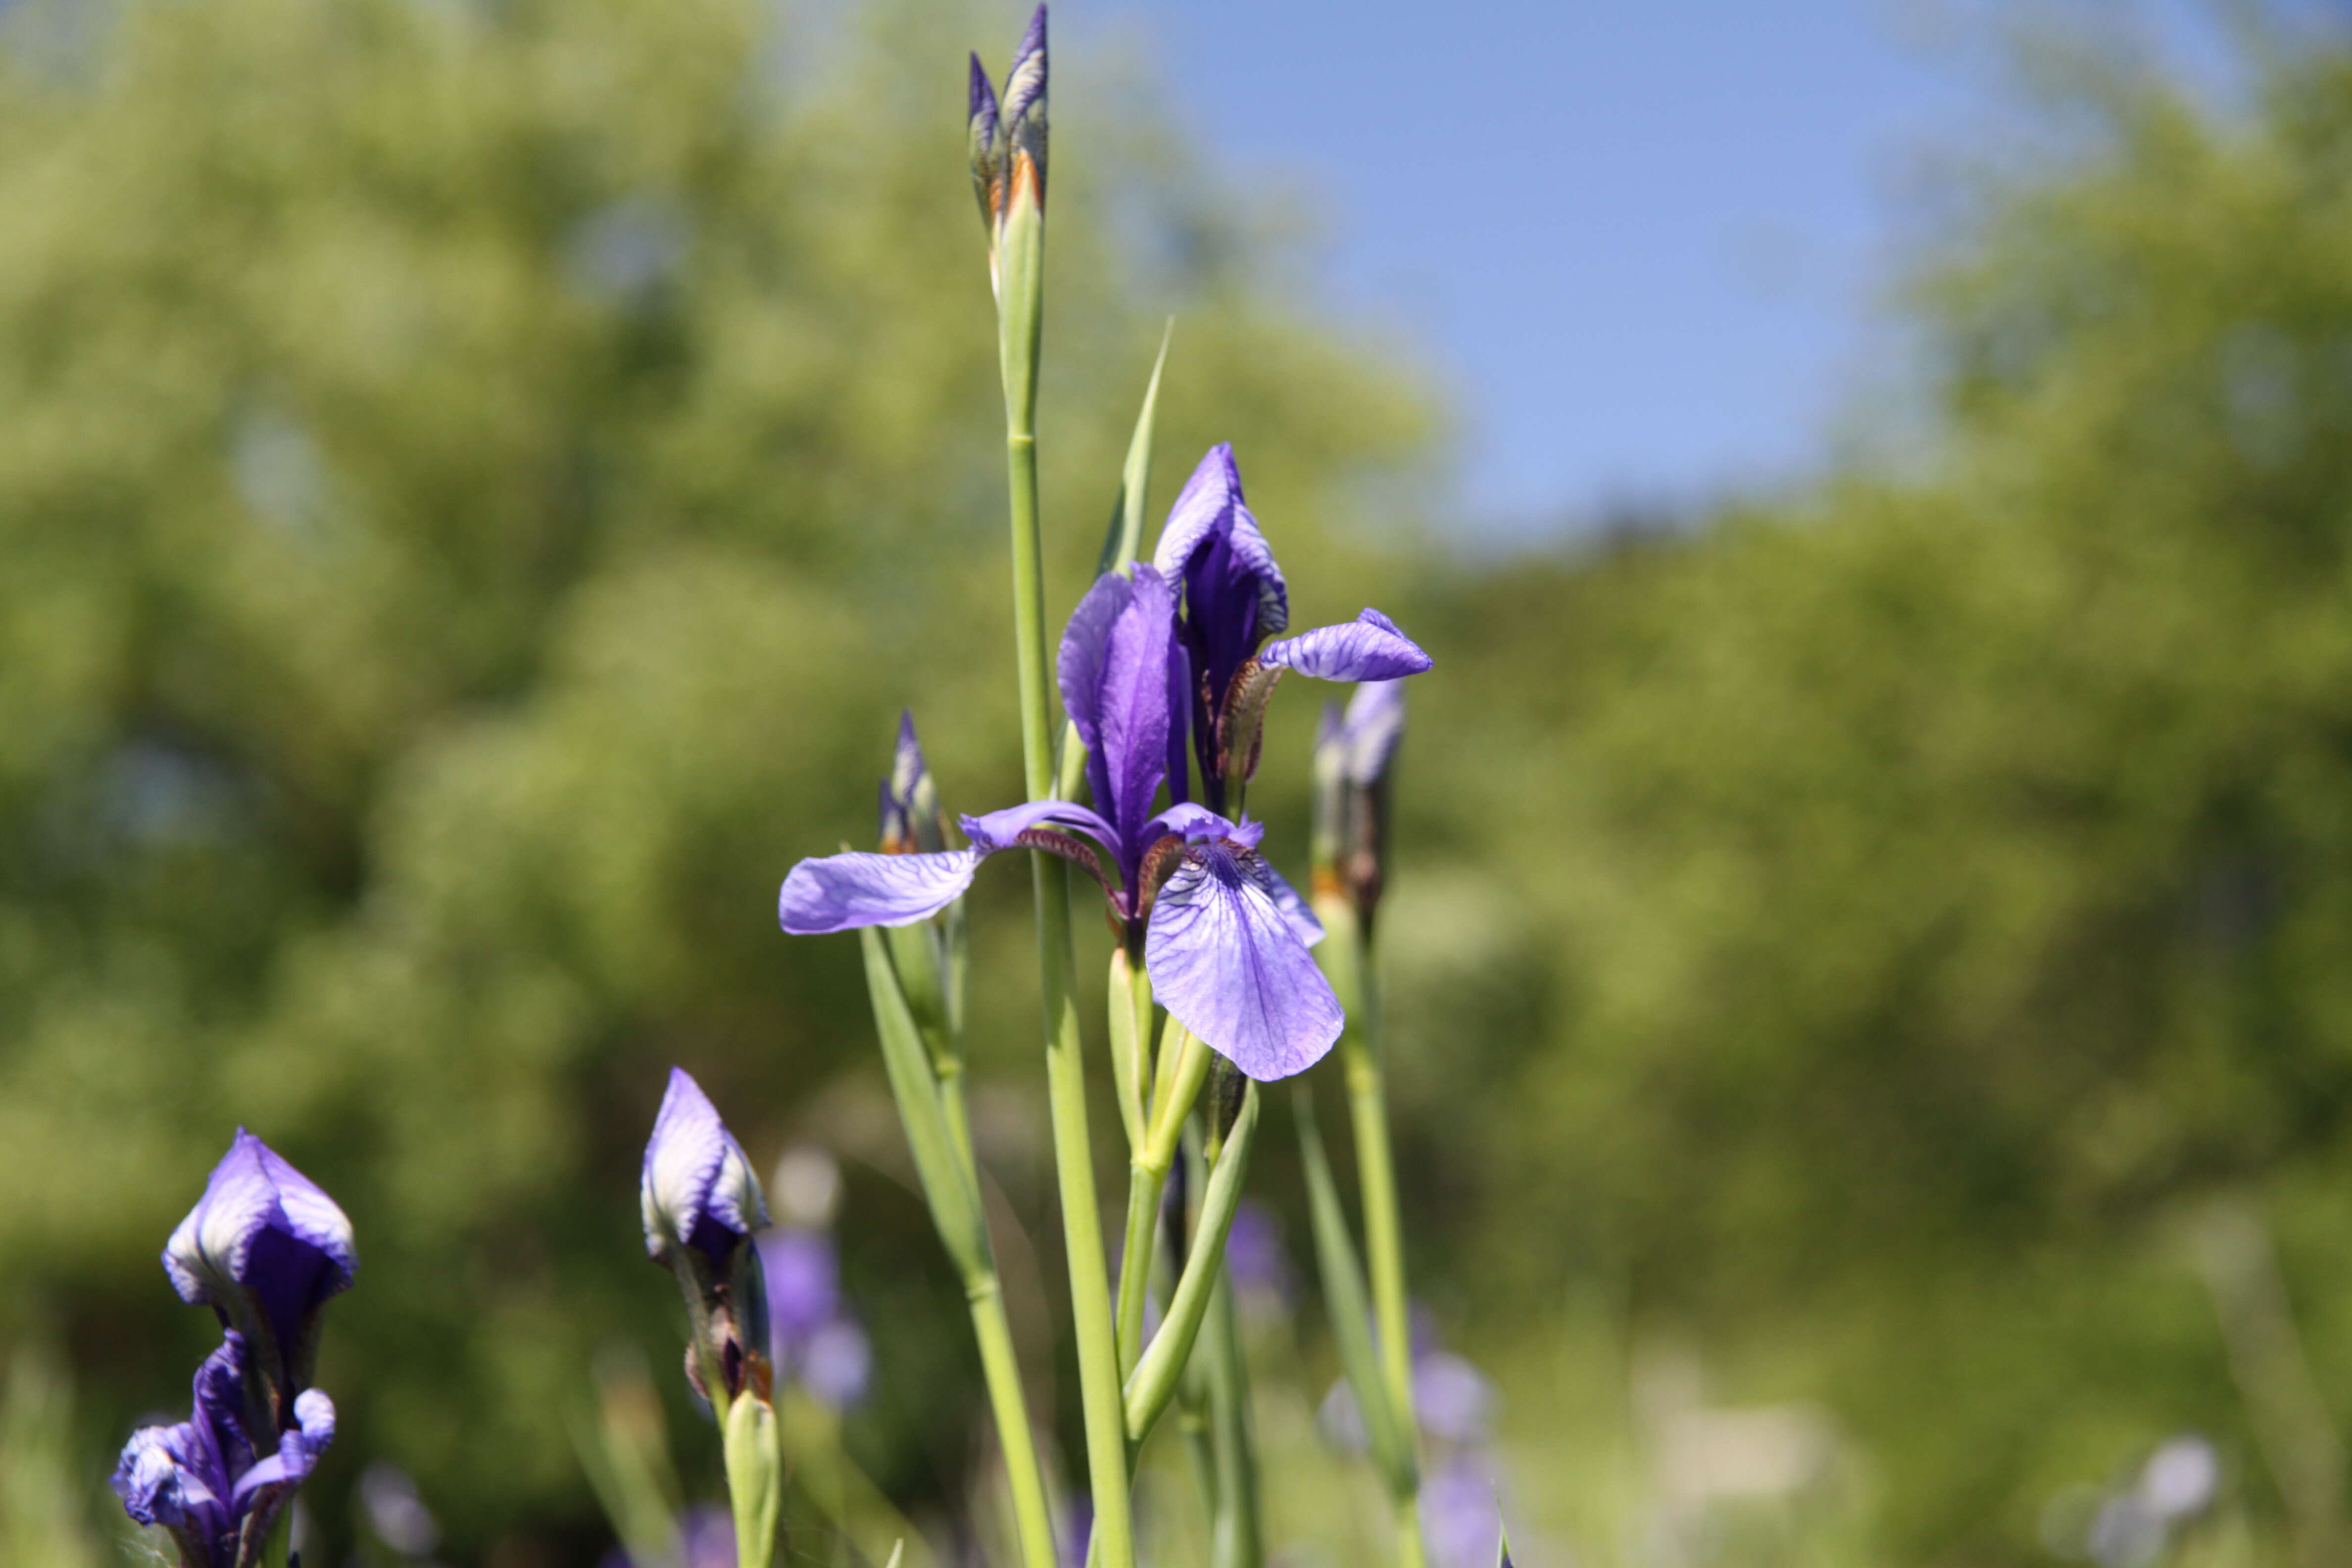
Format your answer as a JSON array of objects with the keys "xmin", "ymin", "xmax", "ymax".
[{"xmin": 1145, "ymin": 838, "xmax": 1343, "ymax": 1082}]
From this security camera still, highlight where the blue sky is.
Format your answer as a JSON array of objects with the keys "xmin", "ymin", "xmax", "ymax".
[{"xmin": 1076, "ymin": 0, "xmax": 2239, "ymax": 535}]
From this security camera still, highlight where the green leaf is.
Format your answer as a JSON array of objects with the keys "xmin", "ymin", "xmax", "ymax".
[
  {"xmin": 1123, "ymin": 1082, "xmax": 1261, "ymax": 1443},
  {"xmin": 859, "ymin": 927, "xmax": 990, "ymax": 1279},
  {"xmin": 1097, "ymin": 320, "xmax": 1174, "ymax": 577}
]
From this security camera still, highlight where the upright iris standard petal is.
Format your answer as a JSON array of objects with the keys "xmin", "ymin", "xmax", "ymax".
[
  {"xmin": 1261, "ymin": 609, "xmax": 1434, "ymax": 683},
  {"xmin": 781, "ymin": 847, "xmax": 981, "ymax": 934},
  {"xmin": 641, "ymin": 1068, "xmax": 769, "ymax": 1267},
  {"xmin": 1152, "ymin": 444, "xmax": 1288, "ymax": 645},
  {"xmin": 1058, "ymin": 566, "xmax": 1180, "ymax": 885},
  {"xmin": 1146, "ymin": 838, "xmax": 1344, "ymax": 1082}
]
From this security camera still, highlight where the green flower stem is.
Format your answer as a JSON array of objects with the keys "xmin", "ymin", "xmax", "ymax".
[
  {"xmin": 1204, "ymin": 1275, "xmax": 1264, "ymax": 1568},
  {"xmin": 1336, "ymin": 928, "xmax": 1427, "ymax": 1568},
  {"xmin": 1037, "ymin": 869, "xmax": 1136, "ymax": 1568}
]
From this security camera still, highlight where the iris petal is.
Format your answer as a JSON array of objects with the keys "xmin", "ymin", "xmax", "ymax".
[
  {"xmin": 1145, "ymin": 842, "xmax": 1343, "ymax": 1082},
  {"xmin": 1055, "ymin": 568, "xmax": 1178, "ymax": 874},
  {"xmin": 779, "ymin": 849, "xmax": 982, "ymax": 934},
  {"xmin": 1261, "ymin": 608, "xmax": 1433, "ymax": 683}
]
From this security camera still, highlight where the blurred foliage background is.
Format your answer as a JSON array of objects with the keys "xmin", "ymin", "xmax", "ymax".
[{"xmin": 7, "ymin": 0, "xmax": 2352, "ymax": 1565}]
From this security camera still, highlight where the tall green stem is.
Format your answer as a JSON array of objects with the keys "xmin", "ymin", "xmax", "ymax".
[
  {"xmin": 967, "ymin": 1274, "xmax": 1057, "ymax": 1568},
  {"xmin": 1006, "ymin": 399, "xmax": 1133, "ymax": 1568},
  {"xmin": 1344, "ymin": 978, "xmax": 1427, "ymax": 1568}
]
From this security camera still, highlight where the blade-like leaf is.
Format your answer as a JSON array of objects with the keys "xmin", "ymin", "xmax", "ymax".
[
  {"xmin": 1123, "ymin": 1083, "xmax": 1260, "ymax": 1444},
  {"xmin": 860, "ymin": 927, "xmax": 991, "ymax": 1279},
  {"xmin": 1097, "ymin": 319, "xmax": 1173, "ymax": 576},
  {"xmin": 1296, "ymin": 1086, "xmax": 1417, "ymax": 1496}
]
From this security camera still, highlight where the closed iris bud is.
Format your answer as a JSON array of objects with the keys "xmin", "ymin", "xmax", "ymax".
[
  {"xmin": 641, "ymin": 1068, "xmax": 772, "ymax": 1413},
  {"xmin": 877, "ymin": 712, "xmax": 966, "ymax": 1068},
  {"xmin": 161, "ymin": 1128, "xmax": 356, "ymax": 1442}
]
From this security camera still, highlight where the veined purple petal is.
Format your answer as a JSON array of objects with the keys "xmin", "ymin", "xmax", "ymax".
[
  {"xmin": 1146, "ymin": 801, "xmax": 1262, "ymax": 852},
  {"xmin": 640, "ymin": 1069, "xmax": 768, "ymax": 1266},
  {"xmin": 1145, "ymin": 841, "xmax": 1343, "ymax": 1081},
  {"xmin": 1258, "ymin": 858, "xmax": 1325, "ymax": 947},
  {"xmin": 1057, "ymin": 568, "xmax": 1178, "ymax": 877},
  {"xmin": 113, "ymin": 1333, "xmax": 258, "ymax": 1566},
  {"xmin": 1155, "ymin": 447, "xmax": 1288, "ymax": 634},
  {"xmin": 779, "ymin": 849, "xmax": 981, "ymax": 934},
  {"xmin": 1261, "ymin": 609, "xmax": 1433, "ymax": 683},
  {"xmin": 959, "ymin": 798, "xmax": 1117, "ymax": 854}
]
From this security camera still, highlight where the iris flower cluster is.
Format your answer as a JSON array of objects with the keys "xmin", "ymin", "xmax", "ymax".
[
  {"xmin": 780, "ymin": 443, "xmax": 1430, "ymax": 1082},
  {"xmin": 113, "ymin": 1130, "xmax": 355, "ymax": 1568}
]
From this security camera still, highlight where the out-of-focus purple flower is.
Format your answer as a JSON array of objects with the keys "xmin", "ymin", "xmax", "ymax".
[
  {"xmin": 359, "ymin": 1462, "xmax": 440, "ymax": 1557},
  {"xmin": 112, "ymin": 1331, "xmax": 336, "ymax": 1568},
  {"xmin": 1223, "ymin": 1200, "xmax": 1292, "ymax": 1309},
  {"xmin": 1414, "ymin": 1352, "xmax": 1497, "ymax": 1448},
  {"xmin": 780, "ymin": 569, "xmax": 1343, "ymax": 1081},
  {"xmin": 756, "ymin": 1227, "xmax": 872, "ymax": 1410},
  {"xmin": 1422, "ymin": 1453, "xmax": 1507, "ymax": 1568},
  {"xmin": 641, "ymin": 1069, "xmax": 770, "ymax": 1409},
  {"xmin": 1151, "ymin": 445, "xmax": 1431, "ymax": 815},
  {"xmin": 1323, "ymin": 1314, "xmax": 1497, "ymax": 1453},
  {"xmin": 758, "ymin": 1228, "xmax": 841, "ymax": 1347},
  {"xmin": 800, "ymin": 1319, "xmax": 872, "ymax": 1410},
  {"xmin": 1312, "ymin": 680, "xmax": 1409, "ymax": 924},
  {"xmin": 678, "ymin": 1505, "xmax": 736, "ymax": 1568},
  {"xmin": 162, "ymin": 1129, "xmax": 355, "ymax": 1434},
  {"xmin": 1058, "ymin": 1495, "xmax": 1093, "ymax": 1568}
]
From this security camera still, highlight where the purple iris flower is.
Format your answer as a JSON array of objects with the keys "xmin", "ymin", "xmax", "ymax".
[
  {"xmin": 162, "ymin": 1129, "xmax": 355, "ymax": 1438},
  {"xmin": 1152, "ymin": 445, "xmax": 1432, "ymax": 814},
  {"xmin": 780, "ymin": 564, "xmax": 1344, "ymax": 1080},
  {"xmin": 641, "ymin": 1069, "xmax": 771, "ymax": 1408},
  {"xmin": 112, "ymin": 1330, "xmax": 336, "ymax": 1568},
  {"xmin": 1422, "ymin": 1452, "xmax": 1508, "ymax": 1568}
]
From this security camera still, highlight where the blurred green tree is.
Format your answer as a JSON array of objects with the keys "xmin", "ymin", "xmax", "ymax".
[{"xmin": 0, "ymin": 0, "xmax": 1427, "ymax": 1555}]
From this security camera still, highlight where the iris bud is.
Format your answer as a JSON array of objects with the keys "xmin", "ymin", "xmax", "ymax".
[
  {"xmin": 161, "ymin": 1128, "xmax": 356, "ymax": 1442},
  {"xmin": 640, "ymin": 1068, "xmax": 772, "ymax": 1413},
  {"xmin": 876, "ymin": 713, "xmax": 967, "ymax": 1074}
]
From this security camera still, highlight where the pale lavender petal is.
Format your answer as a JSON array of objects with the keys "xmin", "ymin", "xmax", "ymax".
[
  {"xmin": 1257, "ymin": 858, "xmax": 1325, "ymax": 947},
  {"xmin": 1261, "ymin": 609, "xmax": 1432, "ymax": 683},
  {"xmin": 1145, "ymin": 842, "xmax": 1343, "ymax": 1081},
  {"xmin": 640, "ymin": 1068, "xmax": 768, "ymax": 1264},
  {"xmin": 779, "ymin": 849, "xmax": 980, "ymax": 934},
  {"xmin": 1413, "ymin": 1351, "xmax": 1496, "ymax": 1447}
]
